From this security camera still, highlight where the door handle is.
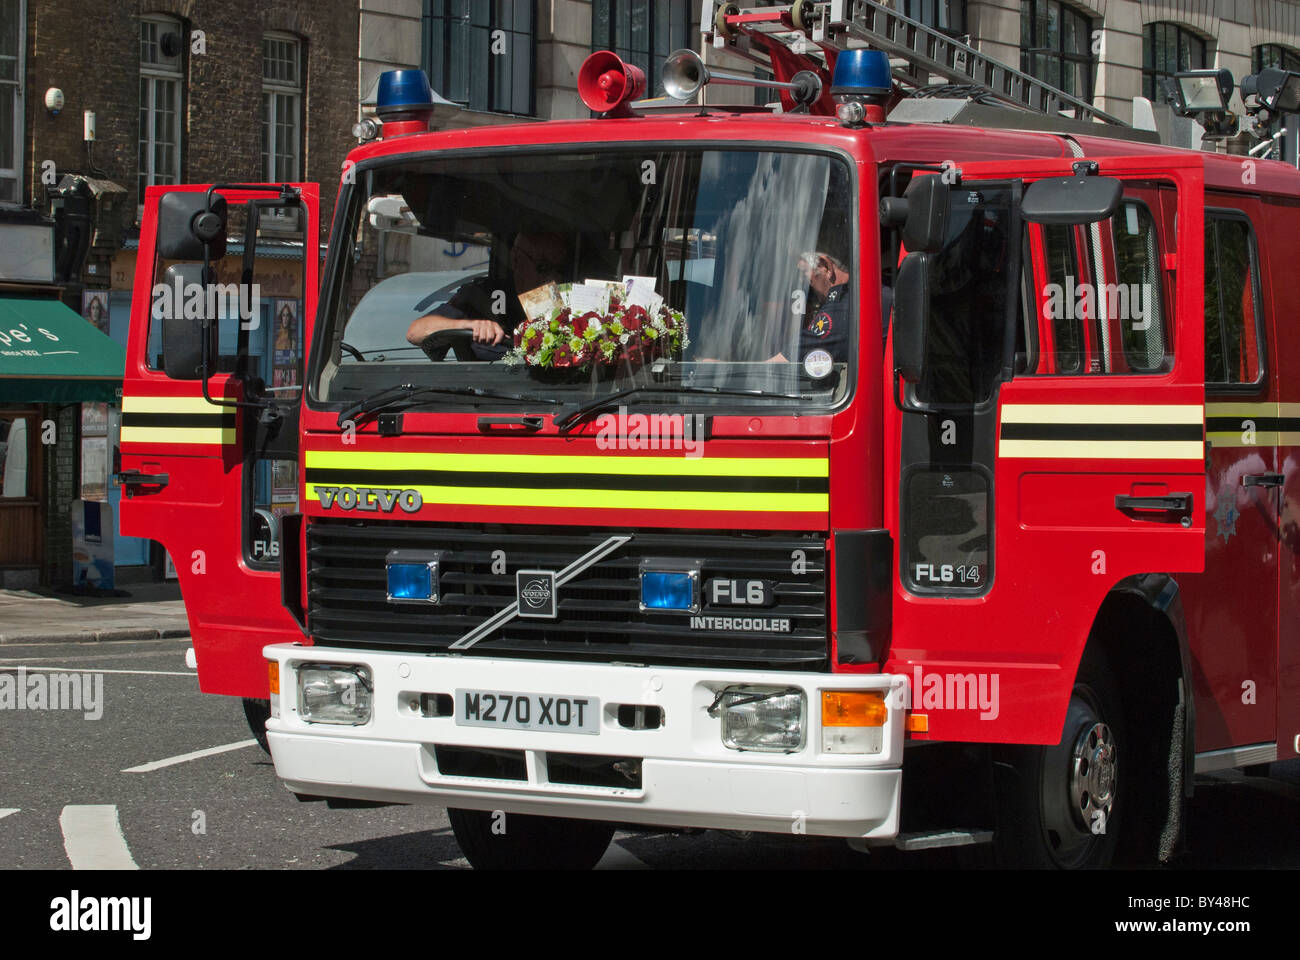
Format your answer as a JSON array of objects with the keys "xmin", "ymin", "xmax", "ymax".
[
  {"xmin": 116, "ymin": 470, "xmax": 169, "ymax": 496},
  {"xmin": 1243, "ymin": 473, "xmax": 1284, "ymax": 488},
  {"xmin": 477, "ymin": 416, "xmax": 544, "ymax": 433},
  {"xmin": 1115, "ymin": 492, "xmax": 1193, "ymax": 524}
]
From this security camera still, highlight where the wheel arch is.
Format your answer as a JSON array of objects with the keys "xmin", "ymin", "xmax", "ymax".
[{"xmin": 1084, "ymin": 573, "xmax": 1194, "ymax": 862}]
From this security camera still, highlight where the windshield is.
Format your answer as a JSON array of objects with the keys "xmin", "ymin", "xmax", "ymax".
[{"xmin": 313, "ymin": 148, "xmax": 857, "ymax": 414}]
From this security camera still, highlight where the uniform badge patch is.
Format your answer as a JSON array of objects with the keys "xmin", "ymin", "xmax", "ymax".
[{"xmin": 808, "ymin": 312, "xmax": 832, "ymax": 338}]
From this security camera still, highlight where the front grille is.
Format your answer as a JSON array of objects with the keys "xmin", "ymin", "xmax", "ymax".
[{"xmin": 306, "ymin": 520, "xmax": 828, "ymax": 669}]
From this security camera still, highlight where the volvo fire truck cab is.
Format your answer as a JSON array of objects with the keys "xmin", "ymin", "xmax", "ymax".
[{"xmin": 119, "ymin": 2, "xmax": 1300, "ymax": 869}]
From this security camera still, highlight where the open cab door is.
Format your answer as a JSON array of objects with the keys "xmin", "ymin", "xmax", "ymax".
[
  {"xmin": 119, "ymin": 182, "xmax": 319, "ymax": 697},
  {"xmin": 883, "ymin": 154, "xmax": 1207, "ymax": 746}
]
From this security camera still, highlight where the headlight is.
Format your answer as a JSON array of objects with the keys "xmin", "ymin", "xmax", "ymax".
[
  {"xmin": 297, "ymin": 663, "xmax": 373, "ymax": 725},
  {"xmin": 712, "ymin": 685, "xmax": 805, "ymax": 752}
]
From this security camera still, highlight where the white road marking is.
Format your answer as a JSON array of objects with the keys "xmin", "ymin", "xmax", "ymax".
[
  {"xmin": 0, "ymin": 647, "xmax": 194, "ymax": 665},
  {"xmin": 596, "ymin": 841, "xmax": 650, "ymax": 870},
  {"xmin": 0, "ymin": 809, "xmax": 18, "ymax": 820},
  {"xmin": 0, "ymin": 665, "xmax": 195, "ymax": 676},
  {"xmin": 123, "ymin": 739, "xmax": 258, "ymax": 774},
  {"xmin": 59, "ymin": 805, "xmax": 139, "ymax": 870}
]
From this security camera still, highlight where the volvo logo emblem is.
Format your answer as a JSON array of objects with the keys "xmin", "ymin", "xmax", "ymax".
[
  {"xmin": 314, "ymin": 485, "xmax": 422, "ymax": 513},
  {"xmin": 516, "ymin": 569, "xmax": 557, "ymax": 619}
]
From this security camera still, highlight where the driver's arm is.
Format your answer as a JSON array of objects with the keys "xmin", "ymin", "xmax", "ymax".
[
  {"xmin": 406, "ymin": 277, "xmax": 510, "ymax": 348},
  {"xmin": 405, "ymin": 313, "xmax": 505, "ymax": 346}
]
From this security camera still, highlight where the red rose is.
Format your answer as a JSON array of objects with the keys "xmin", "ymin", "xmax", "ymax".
[{"xmin": 571, "ymin": 314, "xmax": 589, "ymax": 337}]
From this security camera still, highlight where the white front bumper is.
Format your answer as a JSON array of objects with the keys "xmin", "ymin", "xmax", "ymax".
[{"xmin": 264, "ymin": 644, "xmax": 906, "ymax": 838}]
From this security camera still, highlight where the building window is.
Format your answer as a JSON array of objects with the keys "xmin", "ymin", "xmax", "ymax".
[
  {"xmin": 0, "ymin": 0, "xmax": 23, "ymax": 203},
  {"xmin": 262, "ymin": 34, "xmax": 302, "ymax": 182},
  {"xmin": 139, "ymin": 15, "xmax": 184, "ymax": 198},
  {"xmin": 423, "ymin": 0, "xmax": 535, "ymax": 116},
  {"xmin": 592, "ymin": 1, "xmax": 691, "ymax": 97},
  {"xmin": 901, "ymin": 0, "xmax": 965, "ymax": 36},
  {"xmin": 1254, "ymin": 43, "xmax": 1300, "ymax": 74},
  {"xmin": 1020, "ymin": 1, "xmax": 1094, "ymax": 101},
  {"xmin": 1143, "ymin": 22, "xmax": 1208, "ymax": 102}
]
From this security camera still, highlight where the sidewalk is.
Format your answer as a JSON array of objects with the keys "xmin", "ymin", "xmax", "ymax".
[{"xmin": 0, "ymin": 582, "xmax": 190, "ymax": 644}]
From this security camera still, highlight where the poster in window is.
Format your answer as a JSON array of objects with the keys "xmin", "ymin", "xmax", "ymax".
[
  {"xmin": 272, "ymin": 299, "xmax": 300, "ymax": 370},
  {"xmin": 271, "ymin": 459, "xmax": 297, "ymax": 504},
  {"xmin": 82, "ymin": 290, "xmax": 110, "ymax": 333},
  {"xmin": 81, "ymin": 402, "xmax": 109, "ymax": 436},
  {"xmin": 0, "ymin": 416, "xmax": 30, "ymax": 499},
  {"xmin": 81, "ymin": 436, "xmax": 109, "ymax": 500}
]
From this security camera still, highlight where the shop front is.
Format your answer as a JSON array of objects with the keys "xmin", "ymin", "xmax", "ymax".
[{"xmin": 0, "ymin": 293, "xmax": 124, "ymax": 587}]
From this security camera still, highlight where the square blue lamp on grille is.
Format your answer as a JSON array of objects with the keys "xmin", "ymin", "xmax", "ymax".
[
  {"xmin": 639, "ymin": 561, "xmax": 701, "ymax": 613},
  {"xmin": 386, "ymin": 550, "xmax": 446, "ymax": 604}
]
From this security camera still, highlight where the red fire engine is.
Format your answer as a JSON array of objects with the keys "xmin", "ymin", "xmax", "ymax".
[{"xmin": 119, "ymin": 2, "xmax": 1300, "ymax": 869}]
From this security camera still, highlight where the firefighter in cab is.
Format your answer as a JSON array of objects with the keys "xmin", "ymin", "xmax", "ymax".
[{"xmin": 770, "ymin": 249, "xmax": 851, "ymax": 366}]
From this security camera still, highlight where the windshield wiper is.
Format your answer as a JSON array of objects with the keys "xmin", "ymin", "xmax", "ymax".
[
  {"xmin": 554, "ymin": 384, "xmax": 810, "ymax": 434},
  {"xmin": 337, "ymin": 383, "xmax": 560, "ymax": 427}
]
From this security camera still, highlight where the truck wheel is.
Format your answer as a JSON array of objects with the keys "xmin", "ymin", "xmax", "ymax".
[
  {"xmin": 242, "ymin": 697, "xmax": 271, "ymax": 754},
  {"xmin": 447, "ymin": 808, "xmax": 614, "ymax": 870},
  {"xmin": 992, "ymin": 647, "xmax": 1123, "ymax": 868}
]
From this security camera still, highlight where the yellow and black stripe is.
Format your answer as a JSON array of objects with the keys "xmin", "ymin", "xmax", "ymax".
[
  {"xmin": 1205, "ymin": 402, "xmax": 1300, "ymax": 448},
  {"xmin": 303, "ymin": 449, "xmax": 830, "ymax": 513},
  {"xmin": 120, "ymin": 395, "xmax": 237, "ymax": 446},
  {"xmin": 999, "ymin": 404, "xmax": 1204, "ymax": 460}
]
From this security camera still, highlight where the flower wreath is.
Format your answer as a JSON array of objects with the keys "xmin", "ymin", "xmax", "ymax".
[{"xmin": 506, "ymin": 294, "xmax": 688, "ymax": 370}]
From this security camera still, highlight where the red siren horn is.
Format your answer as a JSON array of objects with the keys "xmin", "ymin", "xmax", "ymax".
[{"xmin": 578, "ymin": 50, "xmax": 646, "ymax": 116}]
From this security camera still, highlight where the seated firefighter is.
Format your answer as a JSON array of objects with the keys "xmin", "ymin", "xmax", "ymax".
[
  {"xmin": 405, "ymin": 232, "xmax": 570, "ymax": 360},
  {"xmin": 768, "ymin": 250, "xmax": 852, "ymax": 365}
]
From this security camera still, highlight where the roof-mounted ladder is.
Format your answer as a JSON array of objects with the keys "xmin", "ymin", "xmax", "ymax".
[{"xmin": 704, "ymin": 0, "xmax": 1131, "ymax": 128}]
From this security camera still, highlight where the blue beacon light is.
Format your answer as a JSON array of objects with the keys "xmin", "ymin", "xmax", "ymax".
[
  {"xmin": 374, "ymin": 69, "xmax": 437, "ymax": 137},
  {"xmin": 831, "ymin": 49, "xmax": 893, "ymax": 125}
]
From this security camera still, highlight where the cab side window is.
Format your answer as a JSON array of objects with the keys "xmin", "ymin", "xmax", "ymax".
[
  {"xmin": 1034, "ymin": 198, "xmax": 1170, "ymax": 376},
  {"xmin": 1204, "ymin": 214, "xmax": 1264, "ymax": 387}
]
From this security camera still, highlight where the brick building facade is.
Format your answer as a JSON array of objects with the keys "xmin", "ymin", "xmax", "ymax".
[
  {"xmin": 22, "ymin": 0, "xmax": 356, "ymax": 237},
  {"xmin": 2, "ymin": 0, "xmax": 359, "ymax": 587}
]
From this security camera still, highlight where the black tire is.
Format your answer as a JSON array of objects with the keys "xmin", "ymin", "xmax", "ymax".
[
  {"xmin": 992, "ymin": 646, "xmax": 1123, "ymax": 868},
  {"xmin": 242, "ymin": 697, "xmax": 271, "ymax": 754},
  {"xmin": 447, "ymin": 808, "xmax": 615, "ymax": 870}
]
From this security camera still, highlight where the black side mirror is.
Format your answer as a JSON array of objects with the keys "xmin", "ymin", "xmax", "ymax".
[
  {"xmin": 159, "ymin": 263, "xmax": 218, "ymax": 380},
  {"xmin": 1022, "ymin": 176, "xmax": 1123, "ymax": 225},
  {"xmin": 893, "ymin": 252, "xmax": 930, "ymax": 384},
  {"xmin": 158, "ymin": 192, "xmax": 228, "ymax": 260},
  {"xmin": 880, "ymin": 175, "xmax": 950, "ymax": 254}
]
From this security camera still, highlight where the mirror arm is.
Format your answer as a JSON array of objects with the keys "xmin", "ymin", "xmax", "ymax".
[{"xmin": 197, "ymin": 184, "xmax": 303, "ymax": 411}]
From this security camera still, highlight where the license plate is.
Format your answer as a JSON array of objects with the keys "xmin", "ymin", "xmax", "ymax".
[{"xmin": 454, "ymin": 689, "xmax": 599, "ymax": 735}]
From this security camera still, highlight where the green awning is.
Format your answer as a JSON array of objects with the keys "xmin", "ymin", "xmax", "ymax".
[{"xmin": 0, "ymin": 297, "xmax": 125, "ymax": 403}]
